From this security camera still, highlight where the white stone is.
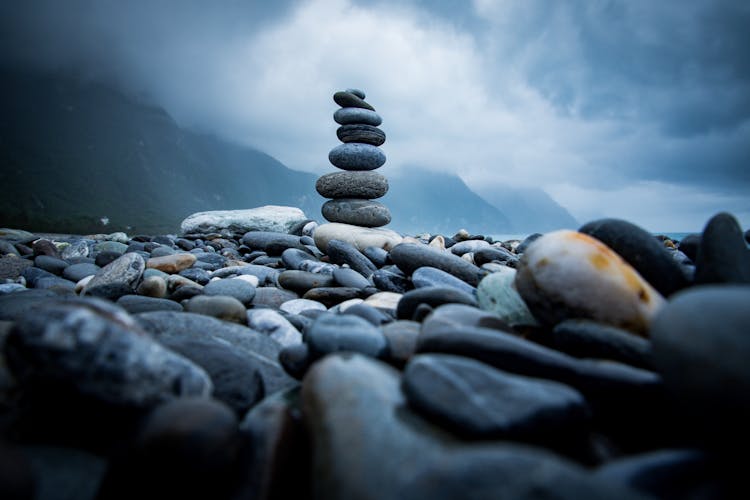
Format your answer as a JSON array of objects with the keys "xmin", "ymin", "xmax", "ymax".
[
  {"xmin": 279, "ymin": 298, "xmax": 327, "ymax": 315},
  {"xmin": 363, "ymin": 292, "xmax": 402, "ymax": 312},
  {"xmin": 429, "ymin": 235, "xmax": 445, "ymax": 250},
  {"xmin": 515, "ymin": 230, "xmax": 665, "ymax": 335},
  {"xmin": 336, "ymin": 298, "xmax": 365, "ymax": 312},
  {"xmin": 313, "ymin": 223, "xmax": 403, "ymax": 252},
  {"xmin": 232, "ymin": 274, "xmax": 260, "ymax": 287},
  {"xmin": 246, "ymin": 309, "xmax": 302, "ymax": 347},
  {"xmin": 75, "ymin": 275, "xmax": 94, "ymax": 295},
  {"xmin": 180, "ymin": 206, "xmax": 308, "ymax": 235}
]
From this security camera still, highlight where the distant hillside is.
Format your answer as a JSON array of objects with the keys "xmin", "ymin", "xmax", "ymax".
[
  {"xmin": 383, "ymin": 168, "xmax": 512, "ymax": 235},
  {"xmin": 0, "ymin": 68, "xmax": 572, "ymax": 236},
  {"xmin": 0, "ymin": 68, "xmax": 320, "ymax": 234},
  {"xmin": 473, "ymin": 184, "xmax": 578, "ymax": 232}
]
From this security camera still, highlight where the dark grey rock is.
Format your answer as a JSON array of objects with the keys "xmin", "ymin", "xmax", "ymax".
[
  {"xmin": 32, "ymin": 275, "xmax": 76, "ymax": 292},
  {"xmin": 5, "ymin": 299, "xmax": 212, "ymax": 408},
  {"xmin": 203, "ymin": 278, "xmax": 256, "ymax": 305},
  {"xmin": 333, "ymin": 107, "xmax": 382, "ymax": 126},
  {"xmin": 32, "ymin": 239, "xmax": 61, "ymax": 258},
  {"xmin": 552, "ymin": 320, "xmax": 653, "ymax": 370},
  {"xmin": 62, "ymin": 263, "xmax": 100, "ymax": 283},
  {"xmin": 177, "ymin": 267, "xmax": 210, "ymax": 285},
  {"xmin": 412, "ymin": 266, "xmax": 477, "ymax": 295},
  {"xmin": 473, "ymin": 246, "xmax": 519, "ymax": 267},
  {"xmin": 94, "ymin": 251, "xmax": 121, "ymax": 268},
  {"xmin": 422, "ymin": 303, "xmax": 512, "ymax": 333},
  {"xmin": 328, "ymin": 143, "xmax": 386, "ymax": 171},
  {"xmin": 595, "ymin": 448, "xmax": 727, "ymax": 499},
  {"xmin": 279, "ymin": 343, "xmax": 313, "ymax": 379},
  {"xmin": 316, "ymin": 170, "xmax": 388, "ymax": 199},
  {"xmin": 0, "ymin": 289, "xmax": 56, "ymax": 320},
  {"xmin": 336, "ymin": 124, "xmax": 386, "ymax": 146},
  {"xmin": 516, "ymin": 233, "xmax": 542, "ymax": 254},
  {"xmin": 390, "ymin": 243, "xmax": 485, "ymax": 286},
  {"xmin": 403, "ymin": 354, "xmax": 588, "ymax": 439},
  {"xmin": 342, "ymin": 302, "xmax": 391, "ymax": 326},
  {"xmin": 136, "ymin": 311, "xmax": 295, "ymax": 395},
  {"xmin": 241, "ymin": 232, "xmax": 307, "ymax": 256},
  {"xmin": 677, "ymin": 233, "xmax": 701, "ymax": 261},
  {"xmin": 302, "ymin": 287, "xmax": 361, "ymax": 308},
  {"xmin": 252, "ymin": 287, "xmax": 299, "ymax": 308},
  {"xmin": 345, "ymin": 87, "xmax": 365, "ymax": 99},
  {"xmin": 96, "ymin": 398, "xmax": 243, "ymax": 500},
  {"xmin": 159, "ymin": 338, "xmax": 265, "ymax": 415},
  {"xmin": 34, "ymin": 255, "xmax": 68, "ymax": 275},
  {"xmin": 281, "ymin": 248, "xmax": 317, "ymax": 270},
  {"xmin": 184, "ymin": 295, "xmax": 247, "ymax": 325},
  {"xmin": 333, "ymin": 267, "xmax": 371, "ymax": 289},
  {"xmin": 116, "ymin": 295, "xmax": 183, "ymax": 314},
  {"xmin": 417, "ymin": 322, "xmax": 662, "ymax": 403},
  {"xmin": 84, "ymin": 252, "xmax": 145, "ymax": 300},
  {"xmin": 651, "ymin": 285, "xmax": 750, "ymax": 444},
  {"xmin": 21, "ymin": 266, "xmax": 57, "ymax": 287},
  {"xmin": 333, "ymin": 90, "xmax": 375, "ymax": 110},
  {"xmin": 278, "ymin": 270, "xmax": 335, "ymax": 293},
  {"xmin": 301, "ymin": 353, "xmax": 636, "ymax": 500},
  {"xmin": 381, "ymin": 320, "xmax": 420, "ymax": 366},
  {"xmin": 326, "ymin": 239, "xmax": 377, "ymax": 277},
  {"xmin": 0, "ymin": 240, "xmax": 21, "ymax": 256},
  {"xmin": 237, "ymin": 388, "xmax": 310, "ymax": 500},
  {"xmin": 0, "ymin": 256, "xmax": 33, "ymax": 280},
  {"xmin": 694, "ymin": 212, "xmax": 750, "ymax": 284},
  {"xmin": 579, "ymin": 218, "xmax": 690, "ymax": 296},
  {"xmin": 322, "ymin": 199, "xmax": 391, "ymax": 227},
  {"xmin": 306, "ymin": 313, "xmax": 388, "ymax": 359},
  {"xmin": 372, "ymin": 266, "xmax": 410, "ymax": 293},
  {"xmin": 363, "ymin": 246, "xmax": 389, "ymax": 267},
  {"xmin": 397, "ymin": 286, "xmax": 477, "ymax": 321},
  {"xmin": 23, "ymin": 445, "xmax": 107, "ymax": 500}
]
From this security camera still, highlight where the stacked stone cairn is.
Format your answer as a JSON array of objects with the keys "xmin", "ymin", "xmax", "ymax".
[{"xmin": 316, "ymin": 88, "xmax": 391, "ymax": 228}]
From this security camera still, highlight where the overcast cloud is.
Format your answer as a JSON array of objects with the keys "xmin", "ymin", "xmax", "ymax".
[{"xmin": 1, "ymin": 0, "xmax": 748, "ymax": 231}]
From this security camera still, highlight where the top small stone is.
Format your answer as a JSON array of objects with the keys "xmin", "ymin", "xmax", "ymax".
[
  {"xmin": 334, "ymin": 91, "xmax": 375, "ymax": 111},
  {"xmin": 345, "ymin": 88, "xmax": 365, "ymax": 99}
]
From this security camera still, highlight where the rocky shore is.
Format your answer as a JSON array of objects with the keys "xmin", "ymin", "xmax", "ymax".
[{"xmin": 1, "ymin": 207, "xmax": 749, "ymax": 499}]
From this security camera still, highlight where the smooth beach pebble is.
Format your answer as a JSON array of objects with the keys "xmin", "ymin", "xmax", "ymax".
[{"xmin": 514, "ymin": 230, "xmax": 665, "ymax": 335}]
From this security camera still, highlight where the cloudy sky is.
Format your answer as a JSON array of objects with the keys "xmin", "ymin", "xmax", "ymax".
[{"xmin": 2, "ymin": 0, "xmax": 749, "ymax": 231}]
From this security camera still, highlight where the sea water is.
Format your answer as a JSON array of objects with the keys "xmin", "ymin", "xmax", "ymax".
[{"xmin": 491, "ymin": 232, "xmax": 695, "ymax": 243}]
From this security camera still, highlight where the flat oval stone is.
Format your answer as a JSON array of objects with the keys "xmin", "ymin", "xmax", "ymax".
[
  {"xmin": 325, "ymin": 239, "xmax": 377, "ymax": 277},
  {"xmin": 302, "ymin": 287, "xmax": 362, "ymax": 308},
  {"xmin": 579, "ymin": 218, "xmax": 690, "ymax": 296},
  {"xmin": 514, "ymin": 230, "xmax": 665, "ymax": 335},
  {"xmin": 403, "ymin": 354, "xmax": 588, "ymax": 439},
  {"xmin": 328, "ymin": 143, "xmax": 386, "ymax": 171},
  {"xmin": 390, "ymin": 243, "xmax": 485, "ymax": 287},
  {"xmin": 306, "ymin": 314, "xmax": 387, "ymax": 359},
  {"xmin": 146, "ymin": 253, "xmax": 197, "ymax": 274},
  {"xmin": 246, "ymin": 308, "xmax": 302, "ymax": 347},
  {"xmin": 278, "ymin": 270, "xmax": 335, "ymax": 293},
  {"xmin": 322, "ymin": 199, "xmax": 391, "ymax": 228},
  {"xmin": 333, "ymin": 91, "xmax": 375, "ymax": 111},
  {"xmin": 397, "ymin": 286, "xmax": 477, "ymax": 321},
  {"xmin": 316, "ymin": 171, "xmax": 388, "ymax": 199},
  {"xmin": 241, "ymin": 232, "xmax": 307, "ymax": 256},
  {"xmin": 333, "ymin": 267, "xmax": 371, "ymax": 290},
  {"xmin": 203, "ymin": 278, "xmax": 256, "ymax": 305},
  {"xmin": 336, "ymin": 124, "xmax": 386, "ymax": 146},
  {"xmin": 313, "ymin": 223, "xmax": 403, "ymax": 252},
  {"xmin": 552, "ymin": 319, "xmax": 653, "ymax": 370},
  {"xmin": 116, "ymin": 294, "xmax": 183, "ymax": 314},
  {"xmin": 184, "ymin": 295, "xmax": 248, "ymax": 324},
  {"xmin": 412, "ymin": 266, "xmax": 476, "ymax": 296},
  {"xmin": 333, "ymin": 107, "xmax": 382, "ymax": 126},
  {"xmin": 62, "ymin": 262, "xmax": 100, "ymax": 282}
]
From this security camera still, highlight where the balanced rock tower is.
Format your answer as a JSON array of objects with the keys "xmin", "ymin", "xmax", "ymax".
[{"xmin": 316, "ymin": 88, "xmax": 391, "ymax": 227}]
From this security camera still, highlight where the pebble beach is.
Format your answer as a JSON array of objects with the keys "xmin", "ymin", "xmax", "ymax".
[{"xmin": 1, "ymin": 206, "xmax": 749, "ymax": 500}]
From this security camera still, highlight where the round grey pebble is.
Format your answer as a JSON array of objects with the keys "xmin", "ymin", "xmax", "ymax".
[
  {"xmin": 203, "ymin": 278, "xmax": 256, "ymax": 306},
  {"xmin": 333, "ymin": 107, "xmax": 382, "ymax": 127},
  {"xmin": 328, "ymin": 143, "xmax": 386, "ymax": 171}
]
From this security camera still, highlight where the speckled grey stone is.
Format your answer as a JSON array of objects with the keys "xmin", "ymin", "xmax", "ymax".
[
  {"xmin": 333, "ymin": 107, "xmax": 382, "ymax": 127},
  {"xmin": 316, "ymin": 171, "xmax": 388, "ymax": 199},
  {"xmin": 322, "ymin": 199, "xmax": 391, "ymax": 228},
  {"xmin": 328, "ymin": 143, "xmax": 386, "ymax": 171}
]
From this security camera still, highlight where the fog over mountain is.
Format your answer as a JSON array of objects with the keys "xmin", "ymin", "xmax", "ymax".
[{"xmin": 1, "ymin": 0, "xmax": 748, "ymax": 231}]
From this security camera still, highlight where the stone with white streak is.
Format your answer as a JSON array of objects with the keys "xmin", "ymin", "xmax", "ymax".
[
  {"xmin": 514, "ymin": 230, "xmax": 665, "ymax": 335},
  {"xmin": 180, "ymin": 206, "xmax": 309, "ymax": 235},
  {"xmin": 313, "ymin": 223, "xmax": 403, "ymax": 252}
]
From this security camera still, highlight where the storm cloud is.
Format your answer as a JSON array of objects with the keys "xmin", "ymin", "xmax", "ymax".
[{"xmin": 1, "ymin": 0, "xmax": 748, "ymax": 230}]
